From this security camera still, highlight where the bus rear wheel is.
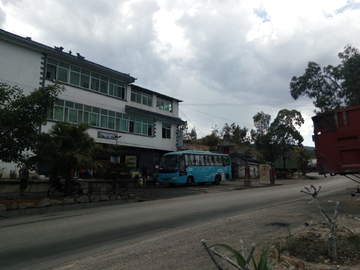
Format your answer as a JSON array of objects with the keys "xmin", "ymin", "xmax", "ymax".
[
  {"xmin": 214, "ymin": 175, "xmax": 221, "ymax": 185},
  {"xmin": 186, "ymin": 177, "xmax": 193, "ymax": 187}
]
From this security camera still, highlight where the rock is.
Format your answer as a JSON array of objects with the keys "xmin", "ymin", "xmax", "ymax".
[
  {"xmin": 100, "ymin": 195, "xmax": 109, "ymax": 201},
  {"xmin": 18, "ymin": 203, "xmax": 34, "ymax": 209},
  {"xmin": 51, "ymin": 199, "xmax": 63, "ymax": 206},
  {"xmin": 63, "ymin": 197, "xmax": 75, "ymax": 205},
  {"xmin": 8, "ymin": 202, "xmax": 18, "ymax": 210},
  {"xmin": 116, "ymin": 195, "xmax": 122, "ymax": 200},
  {"xmin": 76, "ymin": 195, "xmax": 89, "ymax": 203},
  {"xmin": 0, "ymin": 204, "xmax": 7, "ymax": 211},
  {"xmin": 90, "ymin": 195, "xmax": 100, "ymax": 202},
  {"xmin": 38, "ymin": 198, "xmax": 51, "ymax": 207}
]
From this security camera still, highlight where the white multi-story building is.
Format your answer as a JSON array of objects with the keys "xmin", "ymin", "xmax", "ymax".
[{"xmin": 0, "ymin": 29, "xmax": 184, "ymax": 176}]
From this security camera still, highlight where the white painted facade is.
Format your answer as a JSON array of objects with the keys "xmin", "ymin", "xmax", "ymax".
[{"xmin": 0, "ymin": 29, "xmax": 184, "ymax": 176}]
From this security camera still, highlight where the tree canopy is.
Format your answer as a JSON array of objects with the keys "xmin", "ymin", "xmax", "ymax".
[
  {"xmin": 293, "ymin": 146, "xmax": 311, "ymax": 176},
  {"xmin": 0, "ymin": 83, "xmax": 63, "ymax": 164},
  {"xmin": 221, "ymin": 122, "xmax": 249, "ymax": 145},
  {"xmin": 36, "ymin": 122, "xmax": 105, "ymax": 196},
  {"xmin": 251, "ymin": 109, "xmax": 304, "ymax": 168},
  {"xmin": 290, "ymin": 45, "xmax": 360, "ymax": 112}
]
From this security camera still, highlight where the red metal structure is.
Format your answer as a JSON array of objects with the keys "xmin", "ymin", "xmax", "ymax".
[{"xmin": 312, "ymin": 105, "xmax": 360, "ymax": 176}]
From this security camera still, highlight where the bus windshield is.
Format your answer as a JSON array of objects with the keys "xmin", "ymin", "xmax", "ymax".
[{"xmin": 159, "ymin": 155, "xmax": 179, "ymax": 173}]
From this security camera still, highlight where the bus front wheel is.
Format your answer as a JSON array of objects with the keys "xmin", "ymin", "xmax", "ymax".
[
  {"xmin": 186, "ymin": 177, "xmax": 193, "ymax": 187},
  {"xmin": 214, "ymin": 175, "xmax": 221, "ymax": 185}
]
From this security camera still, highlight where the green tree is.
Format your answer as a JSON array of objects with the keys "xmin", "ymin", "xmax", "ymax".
[
  {"xmin": 0, "ymin": 83, "xmax": 63, "ymax": 164},
  {"xmin": 271, "ymin": 109, "xmax": 304, "ymax": 169},
  {"xmin": 252, "ymin": 111, "xmax": 271, "ymax": 135},
  {"xmin": 36, "ymin": 122, "xmax": 105, "ymax": 196},
  {"xmin": 251, "ymin": 112, "xmax": 279, "ymax": 167},
  {"xmin": 290, "ymin": 45, "xmax": 360, "ymax": 112},
  {"xmin": 189, "ymin": 127, "xmax": 197, "ymax": 140},
  {"xmin": 251, "ymin": 110, "xmax": 304, "ymax": 170},
  {"xmin": 221, "ymin": 122, "xmax": 249, "ymax": 144},
  {"xmin": 293, "ymin": 146, "xmax": 311, "ymax": 176}
]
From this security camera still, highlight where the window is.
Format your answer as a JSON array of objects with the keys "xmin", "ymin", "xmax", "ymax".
[
  {"xmin": 70, "ymin": 66, "xmax": 80, "ymax": 86},
  {"xmin": 129, "ymin": 121, "xmax": 134, "ymax": 133},
  {"xmin": 68, "ymin": 109, "xmax": 78, "ymax": 123},
  {"xmin": 45, "ymin": 58, "xmax": 126, "ymax": 100},
  {"xmin": 48, "ymin": 99, "xmax": 154, "ymax": 136},
  {"xmin": 157, "ymin": 96, "xmax": 172, "ymax": 112},
  {"xmin": 91, "ymin": 73, "xmax": 100, "ymax": 91},
  {"xmin": 148, "ymin": 124, "xmax": 153, "ymax": 136},
  {"xmin": 54, "ymin": 106, "xmax": 64, "ymax": 121},
  {"xmin": 120, "ymin": 119, "xmax": 128, "ymax": 132},
  {"xmin": 57, "ymin": 67, "xmax": 68, "ymax": 82},
  {"xmin": 143, "ymin": 92, "xmax": 152, "ymax": 106},
  {"xmin": 46, "ymin": 64, "xmax": 57, "ymax": 80},
  {"xmin": 131, "ymin": 89, "xmax": 153, "ymax": 106},
  {"xmin": 131, "ymin": 89, "xmax": 141, "ymax": 103},
  {"xmin": 110, "ymin": 79, "xmax": 125, "ymax": 99},
  {"xmin": 100, "ymin": 75, "xmax": 108, "ymax": 94},
  {"xmin": 162, "ymin": 123, "xmax": 171, "ymax": 139}
]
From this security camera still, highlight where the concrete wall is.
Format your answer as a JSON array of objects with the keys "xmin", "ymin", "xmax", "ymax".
[{"xmin": 0, "ymin": 40, "xmax": 42, "ymax": 92}]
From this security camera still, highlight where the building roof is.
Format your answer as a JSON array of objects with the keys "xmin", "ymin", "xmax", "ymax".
[
  {"xmin": 230, "ymin": 152, "xmax": 259, "ymax": 164},
  {"xmin": 125, "ymin": 105, "xmax": 185, "ymax": 125},
  {"xmin": 130, "ymin": 84, "xmax": 183, "ymax": 103},
  {"xmin": 0, "ymin": 28, "xmax": 136, "ymax": 84}
]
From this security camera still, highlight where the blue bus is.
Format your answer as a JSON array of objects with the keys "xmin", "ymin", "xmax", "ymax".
[{"xmin": 158, "ymin": 150, "xmax": 232, "ymax": 186}]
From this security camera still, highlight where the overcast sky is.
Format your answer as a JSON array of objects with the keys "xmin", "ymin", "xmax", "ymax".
[{"xmin": 1, "ymin": 0, "xmax": 360, "ymax": 146}]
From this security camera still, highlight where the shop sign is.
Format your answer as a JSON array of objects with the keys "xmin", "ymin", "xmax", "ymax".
[{"xmin": 125, "ymin": 156, "xmax": 137, "ymax": 168}]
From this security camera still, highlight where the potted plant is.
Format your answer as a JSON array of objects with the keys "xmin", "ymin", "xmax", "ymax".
[
  {"xmin": 0, "ymin": 167, "xmax": 5, "ymax": 179},
  {"xmin": 9, "ymin": 169, "xmax": 17, "ymax": 179}
]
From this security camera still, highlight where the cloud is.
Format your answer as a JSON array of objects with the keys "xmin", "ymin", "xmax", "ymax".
[{"xmin": 1, "ymin": 0, "xmax": 360, "ymax": 145}]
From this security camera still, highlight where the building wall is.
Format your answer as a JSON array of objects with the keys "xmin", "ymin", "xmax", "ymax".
[
  {"xmin": 0, "ymin": 30, "xmax": 183, "ymax": 175},
  {"xmin": 0, "ymin": 40, "xmax": 42, "ymax": 92}
]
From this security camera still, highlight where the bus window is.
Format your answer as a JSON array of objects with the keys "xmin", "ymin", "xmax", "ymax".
[
  {"xmin": 211, "ymin": 156, "xmax": 215, "ymax": 166},
  {"xmin": 194, "ymin": 155, "xmax": 202, "ymax": 166},
  {"xmin": 214, "ymin": 156, "xmax": 220, "ymax": 166},
  {"xmin": 179, "ymin": 155, "xmax": 186, "ymax": 175},
  {"xmin": 159, "ymin": 155, "xmax": 179, "ymax": 173},
  {"xmin": 223, "ymin": 156, "xmax": 230, "ymax": 166},
  {"xmin": 184, "ymin": 154, "xmax": 191, "ymax": 166}
]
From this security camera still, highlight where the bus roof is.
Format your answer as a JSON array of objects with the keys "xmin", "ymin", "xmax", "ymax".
[{"xmin": 163, "ymin": 150, "xmax": 229, "ymax": 156}]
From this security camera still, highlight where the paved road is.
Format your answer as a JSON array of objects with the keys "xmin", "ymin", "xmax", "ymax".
[{"xmin": 0, "ymin": 175, "xmax": 355, "ymax": 269}]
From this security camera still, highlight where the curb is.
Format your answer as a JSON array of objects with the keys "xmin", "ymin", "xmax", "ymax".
[{"xmin": 0, "ymin": 198, "xmax": 138, "ymax": 219}]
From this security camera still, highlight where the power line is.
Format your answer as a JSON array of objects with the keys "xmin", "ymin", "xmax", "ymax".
[
  {"xmin": 179, "ymin": 108, "xmax": 206, "ymax": 136},
  {"xmin": 181, "ymin": 105, "xmax": 253, "ymax": 128}
]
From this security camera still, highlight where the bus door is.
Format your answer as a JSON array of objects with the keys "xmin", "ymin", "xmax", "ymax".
[{"xmin": 179, "ymin": 155, "xmax": 186, "ymax": 177}]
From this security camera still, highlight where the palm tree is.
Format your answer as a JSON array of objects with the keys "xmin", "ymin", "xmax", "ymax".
[{"xmin": 37, "ymin": 122, "xmax": 105, "ymax": 196}]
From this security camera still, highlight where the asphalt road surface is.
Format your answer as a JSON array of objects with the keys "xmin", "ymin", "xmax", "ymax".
[{"xmin": 0, "ymin": 175, "xmax": 355, "ymax": 269}]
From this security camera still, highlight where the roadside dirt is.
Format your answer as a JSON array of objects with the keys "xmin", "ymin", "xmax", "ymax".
[{"xmin": 2, "ymin": 179, "xmax": 360, "ymax": 269}]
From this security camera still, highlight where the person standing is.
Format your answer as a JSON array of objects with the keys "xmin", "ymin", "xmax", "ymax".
[
  {"xmin": 141, "ymin": 163, "xmax": 147, "ymax": 186},
  {"xmin": 19, "ymin": 165, "xmax": 29, "ymax": 196}
]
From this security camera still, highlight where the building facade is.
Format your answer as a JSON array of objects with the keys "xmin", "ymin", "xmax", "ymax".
[{"xmin": 0, "ymin": 29, "xmax": 185, "ymax": 176}]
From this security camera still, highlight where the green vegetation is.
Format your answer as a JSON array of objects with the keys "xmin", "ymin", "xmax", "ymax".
[
  {"xmin": 0, "ymin": 82, "xmax": 64, "ymax": 164},
  {"xmin": 202, "ymin": 239, "xmax": 276, "ymax": 270},
  {"xmin": 290, "ymin": 45, "xmax": 360, "ymax": 112},
  {"xmin": 251, "ymin": 109, "xmax": 304, "ymax": 169},
  {"xmin": 35, "ymin": 122, "xmax": 106, "ymax": 196},
  {"xmin": 342, "ymin": 227, "xmax": 360, "ymax": 254},
  {"xmin": 293, "ymin": 146, "xmax": 311, "ymax": 176}
]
